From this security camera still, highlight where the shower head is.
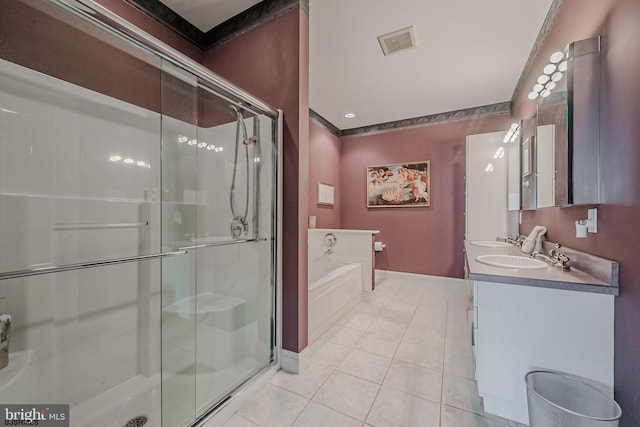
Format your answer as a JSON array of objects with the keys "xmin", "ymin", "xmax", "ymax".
[
  {"xmin": 229, "ymin": 104, "xmax": 250, "ymax": 143},
  {"xmin": 229, "ymin": 104, "xmax": 242, "ymax": 118}
]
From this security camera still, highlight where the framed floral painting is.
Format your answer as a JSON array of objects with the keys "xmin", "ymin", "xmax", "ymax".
[{"xmin": 367, "ymin": 161, "xmax": 430, "ymax": 208}]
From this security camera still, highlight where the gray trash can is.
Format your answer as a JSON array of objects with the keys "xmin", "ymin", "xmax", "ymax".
[{"xmin": 525, "ymin": 370, "xmax": 621, "ymax": 427}]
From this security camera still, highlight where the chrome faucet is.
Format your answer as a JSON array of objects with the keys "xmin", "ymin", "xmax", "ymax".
[
  {"xmin": 531, "ymin": 243, "xmax": 571, "ymax": 271},
  {"xmin": 323, "ymin": 232, "xmax": 337, "ymax": 256},
  {"xmin": 504, "ymin": 235, "xmax": 525, "ymax": 248},
  {"xmin": 0, "ymin": 314, "xmax": 10, "ymax": 370}
]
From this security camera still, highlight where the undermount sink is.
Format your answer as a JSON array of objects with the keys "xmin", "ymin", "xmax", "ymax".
[
  {"xmin": 476, "ymin": 254, "xmax": 547, "ymax": 269},
  {"xmin": 470, "ymin": 240, "xmax": 512, "ymax": 248}
]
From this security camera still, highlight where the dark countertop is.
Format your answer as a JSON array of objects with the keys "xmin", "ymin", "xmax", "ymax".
[{"xmin": 464, "ymin": 241, "xmax": 619, "ymax": 296}]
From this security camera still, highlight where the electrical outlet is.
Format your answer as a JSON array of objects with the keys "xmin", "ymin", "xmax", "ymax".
[{"xmin": 587, "ymin": 208, "xmax": 598, "ymax": 233}]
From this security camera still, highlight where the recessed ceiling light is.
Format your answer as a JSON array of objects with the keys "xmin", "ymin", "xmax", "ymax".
[{"xmin": 344, "ymin": 113, "xmax": 355, "ymax": 119}]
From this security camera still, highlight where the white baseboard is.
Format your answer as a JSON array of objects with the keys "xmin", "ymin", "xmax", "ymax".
[{"xmin": 280, "ymin": 347, "xmax": 310, "ymax": 374}]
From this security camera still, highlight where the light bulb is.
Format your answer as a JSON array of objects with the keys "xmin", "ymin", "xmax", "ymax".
[
  {"xmin": 197, "ymin": 142, "xmax": 207, "ymax": 148},
  {"xmin": 124, "ymin": 158, "xmax": 134, "ymax": 164},
  {"xmin": 137, "ymin": 161, "xmax": 146, "ymax": 167},
  {"xmin": 558, "ymin": 61, "xmax": 568, "ymax": 72},
  {"xmin": 541, "ymin": 89, "xmax": 551, "ymax": 98},
  {"xmin": 546, "ymin": 81, "xmax": 557, "ymax": 91},
  {"xmin": 533, "ymin": 83, "xmax": 544, "ymax": 92},
  {"xmin": 485, "ymin": 163, "xmax": 494, "ymax": 173},
  {"xmin": 510, "ymin": 123, "xmax": 519, "ymax": 129},
  {"xmin": 178, "ymin": 136, "xmax": 188, "ymax": 143},
  {"xmin": 551, "ymin": 72, "xmax": 563, "ymax": 82},
  {"xmin": 550, "ymin": 51, "xmax": 564, "ymax": 63},
  {"xmin": 528, "ymin": 91, "xmax": 539, "ymax": 100},
  {"xmin": 109, "ymin": 155, "xmax": 122, "ymax": 162},
  {"xmin": 544, "ymin": 64, "xmax": 557, "ymax": 75},
  {"xmin": 206, "ymin": 145, "xmax": 216, "ymax": 150},
  {"xmin": 188, "ymin": 139, "xmax": 197, "ymax": 146},
  {"xmin": 538, "ymin": 74, "xmax": 550, "ymax": 84},
  {"xmin": 344, "ymin": 113, "xmax": 355, "ymax": 118}
]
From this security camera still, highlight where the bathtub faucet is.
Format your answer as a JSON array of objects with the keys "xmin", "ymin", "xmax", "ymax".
[{"xmin": 323, "ymin": 233, "xmax": 338, "ymax": 256}]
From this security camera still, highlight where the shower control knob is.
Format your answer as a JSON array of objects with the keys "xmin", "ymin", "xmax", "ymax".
[{"xmin": 231, "ymin": 217, "xmax": 248, "ymax": 238}]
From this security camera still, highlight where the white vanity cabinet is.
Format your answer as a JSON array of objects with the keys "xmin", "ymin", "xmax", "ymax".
[{"xmin": 473, "ymin": 280, "xmax": 615, "ymax": 425}]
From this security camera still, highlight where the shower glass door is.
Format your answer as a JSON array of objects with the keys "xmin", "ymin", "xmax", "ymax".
[
  {"xmin": 0, "ymin": 1, "xmax": 277, "ymax": 426},
  {"xmin": 192, "ymin": 85, "xmax": 276, "ymax": 419},
  {"xmin": 160, "ymin": 69, "xmax": 277, "ymax": 425},
  {"xmin": 0, "ymin": 1, "xmax": 166, "ymax": 426}
]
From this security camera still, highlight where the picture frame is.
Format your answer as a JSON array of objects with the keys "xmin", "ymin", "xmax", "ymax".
[
  {"xmin": 367, "ymin": 161, "xmax": 430, "ymax": 208},
  {"xmin": 522, "ymin": 136, "xmax": 533, "ymax": 177},
  {"xmin": 317, "ymin": 182, "xmax": 335, "ymax": 206}
]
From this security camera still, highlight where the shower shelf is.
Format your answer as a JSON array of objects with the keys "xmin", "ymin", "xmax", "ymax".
[
  {"xmin": 177, "ymin": 238, "xmax": 268, "ymax": 250},
  {"xmin": 0, "ymin": 250, "xmax": 187, "ymax": 281}
]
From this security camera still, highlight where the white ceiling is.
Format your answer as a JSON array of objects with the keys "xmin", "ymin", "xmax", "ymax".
[
  {"xmin": 158, "ymin": 0, "xmax": 261, "ymax": 32},
  {"xmin": 310, "ymin": 0, "xmax": 553, "ymax": 129},
  {"xmin": 157, "ymin": 0, "xmax": 553, "ymax": 130}
]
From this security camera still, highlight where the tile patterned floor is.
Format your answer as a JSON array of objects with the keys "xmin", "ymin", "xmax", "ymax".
[{"xmin": 206, "ymin": 272, "xmax": 527, "ymax": 427}]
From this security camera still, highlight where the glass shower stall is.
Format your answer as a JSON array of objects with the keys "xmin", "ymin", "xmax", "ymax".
[{"xmin": 0, "ymin": 0, "xmax": 280, "ymax": 426}]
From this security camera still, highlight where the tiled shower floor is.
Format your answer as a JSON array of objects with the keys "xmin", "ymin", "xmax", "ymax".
[{"xmin": 206, "ymin": 272, "xmax": 527, "ymax": 427}]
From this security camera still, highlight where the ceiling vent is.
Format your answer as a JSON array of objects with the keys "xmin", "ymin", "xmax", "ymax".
[{"xmin": 378, "ymin": 26, "xmax": 418, "ymax": 56}]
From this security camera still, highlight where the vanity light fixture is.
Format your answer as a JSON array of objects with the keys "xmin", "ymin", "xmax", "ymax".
[
  {"xmin": 528, "ymin": 51, "xmax": 567, "ymax": 102},
  {"xmin": 344, "ymin": 113, "xmax": 355, "ymax": 118},
  {"xmin": 485, "ymin": 163, "xmax": 494, "ymax": 173},
  {"xmin": 197, "ymin": 142, "xmax": 208, "ymax": 148},
  {"xmin": 493, "ymin": 146, "xmax": 505, "ymax": 159},
  {"xmin": 123, "ymin": 158, "xmax": 134, "ymax": 164},
  {"xmin": 109, "ymin": 155, "xmax": 122, "ymax": 162},
  {"xmin": 503, "ymin": 123, "xmax": 521, "ymax": 143},
  {"xmin": 187, "ymin": 139, "xmax": 197, "ymax": 146},
  {"xmin": 178, "ymin": 136, "xmax": 189, "ymax": 143}
]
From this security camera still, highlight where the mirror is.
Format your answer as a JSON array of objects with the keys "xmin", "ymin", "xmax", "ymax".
[{"xmin": 532, "ymin": 36, "xmax": 601, "ymax": 208}]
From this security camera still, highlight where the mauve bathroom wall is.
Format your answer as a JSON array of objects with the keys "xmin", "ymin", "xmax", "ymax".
[
  {"xmin": 308, "ymin": 120, "xmax": 341, "ymax": 229},
  {"xmin": 93, "ymin": 0, "xmax": 204, "ymax": 62},
  {"xmin": 341, "ymin": 115, "xmax": 511, "ymax": 278},
  {"xmin": 517, "ymin": 0, "xmax": 640, "ymax": 424},
  {"xmin": 204, "ymin": 8, "xmax": 310, "ymax": 352}
]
